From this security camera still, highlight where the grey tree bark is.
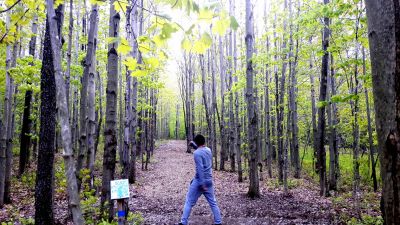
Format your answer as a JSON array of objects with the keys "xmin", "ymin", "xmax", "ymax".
[
  {"xmin": 86, "ymin": 4, "xmax": 99, "ymax": 188},
  {"xmin": 101, "ymin": 1, "xmax": 120, "ymax": 221},
  {"xmin": 365, "ymin": 0, "xmax": 400, "ymax": 223},
  {"xmin": 77, "ymin": 1, "xmax": 100, "ymax": 186},
  {"xmin": 245, "ymin": 0, "xmax": 259, "ymax": 198},
  {"xmin": 44, "ymin": 1, "xmax": 84, "ymax": 223}
]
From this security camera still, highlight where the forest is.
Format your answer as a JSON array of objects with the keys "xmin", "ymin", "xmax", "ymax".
[{"xmin": 0, "ymin": 0, "xmax": 399, "ymax": 224}]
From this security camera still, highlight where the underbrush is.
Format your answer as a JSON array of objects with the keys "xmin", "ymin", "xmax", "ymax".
[{"xmin": 301, "ymin": 148, "xmax": 382, "ymax": 224}]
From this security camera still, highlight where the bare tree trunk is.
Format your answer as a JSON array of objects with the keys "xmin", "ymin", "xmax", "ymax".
[
  {"xmin": 316, "ymin": 0, "xmax": 330, "ymax": 197},
  {"xmin": 365, "ymin": 1, "xmax": 400, "ymax": 223},
  {"xmin": 362, "ymin": 47, "xmax": 377, "ymax": 192},
  {"xmin": 35, "ymin": 8, "xmax": 59, "ymax": 224},
  {"xmin": 101, "ymin": 1, "xmax": 120, "ymax": 221},
  {"xmin": 309, "ymin": 37, "xmax": 318, "ymax": 174},
  {"xmin": 328, "ymin": 55, "xmax": 339, "ymax": 191},
  {"xmin": 200, "ymin": 54, "xmax": 213, "ymax": 153},
  {"xmin": 245, "ymin": 0, "xmax": 259, "ymax": 198},
  {"xmin": 41, "ymin": 2, "xmax": 85, "ymax": 223},
  {"xmin": 278, "ymin": 0, "xmax": 289, "ymax": 187},
  {"xmin": 77, "ymin": 2, "xmax": 99, "ymax": 185},
  {"xmin": 95, "ymin": 72, "xmax": 103, "ymax": 156},
  {"xmin": 65, "ymin": 0, "xmax": 73, "ymax": 108},
  {"xmin": 219, "ymin": 36, "xmax": 226, "ymax": 171},
  {"xmin": 86, "ymin": 4, "xmax": 99, "ymax": 188},
  {"xmin": 19, "ymin": 14, "xmax": 38, "ymax": 176},
  {"xmin": 352, "ymin": 15, "xmax": 361, "ymax": 213},
  {"xmin": 289, "ymin": 0, "xmax": 300, "ymax": 178}
]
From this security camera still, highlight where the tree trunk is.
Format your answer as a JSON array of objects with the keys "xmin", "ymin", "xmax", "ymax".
[
  {"xmin": 309, "ymin": 37, "xmax": 318, "ymax": 174},
  {"xmin": 365, "ymin": 1, "xmax": 400, "ymax": 223},
  {"xmin": 77, "ymin": 2, "xmax": 100, "ymax": 185},
  {"xmin": 362, "ymin": 47, "xmax": 378, "ymax": 192},
  {"xmin": 245, "ymin": 0, "xmax": 259, "ymax": 198},
  {"xmin": 101, "ymin": 1, "xmax": 120, "ymax": 221},
  {"xmin": 35, "ymin": 5, "xmax": 60, "ymax": 224},
  {"xmin": 278, "ymin": 0, "xmax": 289, "ymax": 186},
  {"xmin": 316, "ymin": 0, "xmax": 330, "ymax": 196},
  {"xmin": 45, "ymin": 1, "xmax": 85, "ymax": 223},
  {"xmin": 86, "ymin": 4, "xmax": 99, "ymax": 188},
  {"xmin": 65, "ymin": 0, "xmax": 73, "ymax": 108},
  {"xmin": 219, "ymin": 35, "xmax": 226, "ymax": 171},
  {"xmin": 328, "ymin": 55, "xmax": 339, "ymax": 191},
  {"xmin": 19, "ymin": 14, "xmax": 38, "ymax": 177}
]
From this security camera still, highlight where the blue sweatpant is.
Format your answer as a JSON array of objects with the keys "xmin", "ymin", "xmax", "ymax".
[{"xmin": 180, "ymin": 179, "xmax": 222, "ymax": 225}]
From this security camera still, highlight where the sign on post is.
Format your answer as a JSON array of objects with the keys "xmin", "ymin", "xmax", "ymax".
[{"xmin": 110, "ymin": 179, "xmax": 130, "ymax": 200}]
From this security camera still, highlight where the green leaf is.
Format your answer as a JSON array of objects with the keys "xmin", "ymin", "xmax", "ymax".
[
  {"xmin": 113, "ymin": 0, "xmax": 128, "ymax": 13},
  {"xmin": 124, "ymin": 57, "xmax": 137, "ymax": 71},
  {"xmin": 212, "ymin": 14, "xmax": 230, "ymax": 36},
  {"xmin": 230, "ymin": 16, "xmax": 239, "ymax": 30},
  {"xmin": 192, "ymin": 32, "xmax": 212, "ymax": 54},
  {"xmin": 317, "ymin": 100, "xmax": 328, "ymax": 108},
  {"xmin": 117, "ymin": 38, "xmax": 132, "ymax": 55},
  {"xmin": 131, "ymin": 69, "xmax": 147, "ymax": 77},
  {"xmin": 198, "ymin": 8, "xmax": 213, "ymax": 22}
]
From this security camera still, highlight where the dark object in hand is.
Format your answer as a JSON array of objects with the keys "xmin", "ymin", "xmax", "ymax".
[{"xmin": 189, "ymin": 141, "xmax": 198, "ymax": 150}]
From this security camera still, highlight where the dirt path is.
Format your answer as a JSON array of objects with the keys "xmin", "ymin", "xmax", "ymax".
[{"xmin": 130, "ymin": 140, "xmax": 333, "ymax": 225}]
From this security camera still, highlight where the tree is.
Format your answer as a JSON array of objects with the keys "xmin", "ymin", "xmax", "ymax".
[
  {"xmin": 101, "ymin": 0, "xmax": 120, "ymax": 220},
  {"xmin": 316, "ymin": 0, "xmax": 330, "ymax": 197},
  {"xmin": 35, "ymin": 5, "xmax": 63, "ymax": 224},
  {"xmin": 365, "ymin": 0, "xmax": 400, "ymax": 223},
  {"xmin": 18, "ymin": 13, "xmax": 38, "ymax": 176},
  {"xmin": 245, "ymin": 0, "xmax": 259, "ymax": 198}
]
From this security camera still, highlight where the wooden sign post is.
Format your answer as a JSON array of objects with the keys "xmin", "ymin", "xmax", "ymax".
[{"xmin": 111, "ymin": 179, "xmax": 130, "ymax": 225}]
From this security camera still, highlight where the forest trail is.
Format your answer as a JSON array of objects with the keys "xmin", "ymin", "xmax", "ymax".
[{"xmin": 130, "ymin": 140, "xmax": 333, "ymax": 225}]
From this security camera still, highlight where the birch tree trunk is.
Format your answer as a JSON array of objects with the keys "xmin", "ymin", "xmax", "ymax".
[
  {"xmin": 77, "ymin": 2, "xmax": 100, "ymax": 184},
  {"xmin": 45, "ymin": 1, "xmax": 84, "ymax": 223},
  {"xmin": 86, "ymin": 4, "xmax": 99, "ymax": 188},
  {"xmin": 101, "ymin": 1, "xmax": 120, "ymax": 220},
  {"xmin": 245, "ymin": 0, "xmax": 259, "ymax": 198}
]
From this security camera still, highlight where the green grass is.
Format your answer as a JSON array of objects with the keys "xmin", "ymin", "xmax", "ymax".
[{"xmin": 300, "ymin": 147, "xmax": 381, "ymax": 191}]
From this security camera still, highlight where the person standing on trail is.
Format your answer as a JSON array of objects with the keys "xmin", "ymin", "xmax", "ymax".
[{"xmin": 176, "ymin": 134, "xmax": 222, "ymax": 225}]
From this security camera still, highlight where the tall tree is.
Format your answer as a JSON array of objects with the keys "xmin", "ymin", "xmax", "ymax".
[
  {"xmin": 86, "ymin": 4, "xmax": 99, "ymax": 187},
  {"xmin": 316, "ymin": 0, "xmax": 330, "ymax": 197},
  {"xmin": 46, "ymin": 0, "xmax": 85, "ymax": 223},
  {"xmin": 365, "ymin": 0, "xmax": 400, "ymax": 223},
  {"xmin": 77, "ymin": 1, "xmax": 100, "ymax": 184},
  {"xmin": 19, "ymin": 14, "xmax": 38, "ymax": 176},
  {"xmin": 362, "ymin": 47, "xmax": 377, "ymax": 192},
  {"xmin": 35, "ymin": 5, "xmax": 64, "ymax": 224},
  {"xmin": 101, "ymin": 0, "xmax": 120, "ymax": 220},
  {"xmin": 245, "ymin": 0, "xmax": 259, "ymax": 198}
]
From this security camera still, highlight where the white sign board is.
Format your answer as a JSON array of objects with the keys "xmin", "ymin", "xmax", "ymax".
[{"xmin": 110, "ymin": 179, "xmax": 130, "ymax": 200}]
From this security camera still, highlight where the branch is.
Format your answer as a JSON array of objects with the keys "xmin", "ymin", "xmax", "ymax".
[
  {"xmin": 0, "ymin": 0, "xmax": 22, "ymax": 14},
  {"xmin": 0, "ymin": 8, "xmax": 29, "ymax": 44}
]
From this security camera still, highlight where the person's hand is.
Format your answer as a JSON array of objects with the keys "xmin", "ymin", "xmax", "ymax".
[{"xmin": 189, "ymin": 141, "xmax": 198, "ymax": 149}]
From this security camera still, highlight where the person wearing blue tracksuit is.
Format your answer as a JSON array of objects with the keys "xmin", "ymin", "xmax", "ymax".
[{"xmin": 176, "ymin": 134, "xmax": 222, "ymax": 225}]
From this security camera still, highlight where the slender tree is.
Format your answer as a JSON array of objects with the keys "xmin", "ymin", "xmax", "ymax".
[
  {"xmin": 245, "ymin": 0, "xmax": 259, "ymax": 198},
  {"xmin": 101, "ymin": 0, "xmax": 120, "ymax": 220}
]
